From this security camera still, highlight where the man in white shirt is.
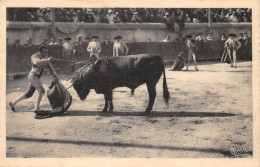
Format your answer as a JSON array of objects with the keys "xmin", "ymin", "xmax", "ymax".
[
  {"xmin": 87, "ymin": 36, "xmax": 101, "ymax": 61},
  {"xmin": 113, "ymin": 36, "xmax": 129, "ymax": 57},
  {"xmin": 9, "ymin": 46, "xmax": 58, "ymax": 114},
  {"xmin": 225, "ymin": 33, "xmax": 241, "ymax": 68},
  {"xmin": 106, "ymin": 9, "xmax": 115, "ymax": 24}
]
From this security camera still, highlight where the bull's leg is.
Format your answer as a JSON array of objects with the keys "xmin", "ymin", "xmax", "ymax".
[
  {"xmin": 102, "ymin": 94, "xmax": 108, "ymax": 112},
  {"xmin": 145, "ymin": 84, "xmax": 156, "ymax": 113},
  {"xmin": 107, "ymin": 90, "xmax": 114, "ymax": 112},
  {"xmin": 130, "ymin": 88, "xmax": 135, "ymax": 96},
  {"xmin": 108, "ymin": 101, "xmax": 114, "ymax": 112}
]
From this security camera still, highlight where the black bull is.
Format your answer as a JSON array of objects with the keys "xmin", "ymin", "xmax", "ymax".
[{"xmin": 70, "ymin": 54, "xmax": 170, "ymax": 113}]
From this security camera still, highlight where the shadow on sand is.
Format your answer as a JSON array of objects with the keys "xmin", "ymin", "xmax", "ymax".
[
  {"xmin": 55, "ymin": 110, "xmax": 238, "ymax": 118},
  {"xmin": 6, "ymin": 136, "xmax": 252, "ymax": 157}
]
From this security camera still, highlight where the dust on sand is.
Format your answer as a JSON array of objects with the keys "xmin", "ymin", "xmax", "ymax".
[{"xmin": 6, "ymin": 61, "xmax": 252, "ymax": 158}]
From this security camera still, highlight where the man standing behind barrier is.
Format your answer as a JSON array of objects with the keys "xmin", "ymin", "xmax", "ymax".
[
  {"xmin": 113, "ymin": 36, "xmax": 129, "ymax": 57},
  {"xmin": 40, "ymin": 38, "xmax": 49, "ymax": 47},
  {"xmin": 9, "ymin": 46, "xmax": 58, "ymax": 114},
  {"xmin": 24, "ymin": 37, "xmax": 34, "ymax": 47},
  {"xmin": 63, "ymin": 37, "xmax": 76, "ymax": 74},
  {"xmin": 225, "ymin": 33, "xmax": 241, "ymax": 68},
  {"xmin": 73, "ymin": 34, "xmax": 84, "ymax": 60},
  {"xmin": 186, "ymin": 34, "xmax": 199, "ymax": 71},
  {"xmin": 56, "ymin": 38, "xmax": 63, "ymax": 46},
  {"xmin": 162, "ymin": 35, "xmax": 170, "ymax": 42},
  {"xmin": 195, "ymin": 33, "xmax": 204, "ymax": 41},
  {"xmin": 87, "ymin": 36, "xmax": 101, "ymax": 61}
]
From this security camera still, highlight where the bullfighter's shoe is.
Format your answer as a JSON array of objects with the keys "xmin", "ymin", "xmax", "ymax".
[{"xmin": 9, "ymin": 102, "xmax": 15, "ymax": 112}]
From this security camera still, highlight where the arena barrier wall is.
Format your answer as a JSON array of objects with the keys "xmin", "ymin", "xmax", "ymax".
[{"xmin": 6, "ymin": 41, "xmax": 252, "ymax": 74}]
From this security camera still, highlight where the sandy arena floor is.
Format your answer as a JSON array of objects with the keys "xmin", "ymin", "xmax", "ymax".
[{"xmin": 6, "ymin": 61, "xmax": 252, "ymax": 158}]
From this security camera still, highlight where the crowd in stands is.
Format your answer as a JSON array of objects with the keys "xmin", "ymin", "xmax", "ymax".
[{"xmin": 7, "ymin": 8, "xmax": 252, "ymax": 23}]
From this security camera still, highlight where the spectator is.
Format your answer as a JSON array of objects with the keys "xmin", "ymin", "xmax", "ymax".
[
  {"xmin": 236, "ymin": 9, "xmax": 243, "ymax": 22},
  {"xmin": 63, "ymin": 37, "xmax": 75, "ymax": 74},
  {"xmin": 195, "ymin": 33, "xmax": 204, "ymax": 41},
  {"xmin": 220, "ymin": 33, "xmax": 227, "ymax": 42},
  {"xmin": 48, "ymin": 38, "xmax": 56, "ymax": 45},
  {"xmin": 176, "ymin": 10, "xmax": 185, "ymax": 31},
  {"xmin": 92, "ymin": 10, "xmax": 100, "ymax": 23},
  {"xmin": 174, "ymin": 33, "xmax": 185, "ymax": 42},
  {"xmin": 77, "ymin": 10, "xmax": 85, "ymax": 22},
  {"xmin": 238, "ymin": 33, "xmax": 243, "ymax": 41},
  {"xmin": 24, "ymin": 12, "xmax": 35, "ymax": 21},
  {"xmin": 24, "ymin": 37, "xmax": 34, "ymax": 47},
  {"xmin": 85, "ymin": 9, "xmax": 94, "ymax": 22},
  {"xmin": 225, "ymin": 10, "xmax": 232, "ymax": 21},
  {"xmin": 56, "ymin": 9, "xmax": 66, "ymax": 22},
  {"xmin": 121, "ymin": 9, "xmax": 132, "ymax": 23},
  {"xmin": 84, "ymin": 37, "xmax": 91, "ymax": 43},
  {"xmin": 102, "ymin": 36, "xmax": 112, "ymax": 45},
  {"xmin": 230, "ymin": 11, "xmax": 238, "ymax": 22},
  {"xmin": 155, "ymin": 11, "xmax": 164, "ymax": 23},
  {"xmin": 65, "ymin": 11, "xmax": 72, "ymax": 22},
  {"xmin": 114, "ymin": 12, "xmax": 122, "ymax": 23},
  {"xmin": 56, "ymin": 38, "xmax": 63, "ymax": 46},
  {"xmin": 206, "ymin": 32, "xmax": 214, "ymax": 41},
  {"xmin": 131, "ymin": 12, "xmax": 142, "ymax": 23},
  {"xmin": 162, "ymin": 36, "xmax": 170, "ymax": 42},
  {"xmin": 219, "ymin": 33, "xmax": 227, "ymax": 49},
  {"xmin": 242, "ymin": 13, "xmax": 248, "ymax": 22},
  {"xmin": 45, "ymin": 8, "xmax": 52, "ymax": 22},
  {"xmin": 136, "ymin": 8, "xmax": 146, "ymax": 21},
  {"xmin": 37, "ymin": 8, "xmax": 45, "ymax": 22},
  {"xmin": 185, "ymin": 13, "xmax": 191, "ymax": 23},
  {"xmin": 72, "ymin": 12, "xmax": 79, "ymax": 22},
  {"xmin": 106, "ymin": 9, "xmax": 116, "ymax": 24},
  {"xmin": 13, "ymin": 39, "xmax": 21, "ymax": 47},
  {"xmin": 243, "ymin": 33, "xmax": 251, "ymax": 48},
  {"xmin": 193, "ymin": 15, "xmax": 199, "ymax": 23},
  {"xmin": 6, "ymin": 8, "xmax": 252, "ymax": 23},
  {"xmin": 99, "ymin": 9, "xmax": 108, "ymax": 23},
  {"xmin": 113, "ymin": 36, "xmax": 129, "ymax": 57},
  {"xmin": 40, "ymin": 38, "xmax": 49, "ymax": 47},
  {"xmin": 87, "ymin": 36, "xmax": 101, "ymax": 60},
  {"xmin": 73, "ymin": 35, "xmax": 84, "ymax": 60},
  {"xmin": 163, "ymin": 12, "xmax": 172, "ymax": 30},
  {"xmin": 144, "ymin": 9, "xmax": 156, "ymax": 22}
]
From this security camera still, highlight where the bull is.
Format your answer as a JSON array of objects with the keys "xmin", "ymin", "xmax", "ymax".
[{"xmin": 69, "ymin": 54, "xmax": 170, "ymax": 113}]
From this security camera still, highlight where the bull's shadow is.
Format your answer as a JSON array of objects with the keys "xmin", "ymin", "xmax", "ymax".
[{"xmin": 59, "ymin": 110, "xmax": 238, "ymax": 117}]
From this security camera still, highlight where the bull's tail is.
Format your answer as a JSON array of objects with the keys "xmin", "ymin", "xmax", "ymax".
[{"xmin": 162, "ymin": 67, "xmax": 170, "ymax": 106}]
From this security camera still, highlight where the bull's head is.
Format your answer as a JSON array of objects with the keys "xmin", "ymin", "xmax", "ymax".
[{"xmin": 72, "ymin": 60, "xmax": 101, "ymax": 100}]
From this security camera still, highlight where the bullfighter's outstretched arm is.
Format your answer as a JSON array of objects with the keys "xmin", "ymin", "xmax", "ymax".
[{"xmin": 48, "ymin": 62, "xmax": 58, "ymax": 79}]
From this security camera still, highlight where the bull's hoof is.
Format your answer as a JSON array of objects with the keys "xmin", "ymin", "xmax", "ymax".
[
  {"xmin": 130, "ymin": 89, "xmax": 135, "ymax": 96},
  {"xmin": 145, "ymin": 108, "xmax": 152, "ymax": 113},
  {"xmin": 108, "ymin": 109, "xmax": 113, "ymax": 113},
  {"xmin": 143, "ymin": 111, "xmax": 151, "ymax": 116},
  {"xmin": 102, "ymin": 109, "xmax": 108, "ymax": 112}
]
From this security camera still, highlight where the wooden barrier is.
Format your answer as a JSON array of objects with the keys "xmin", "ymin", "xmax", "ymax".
[{"xmin": 6, "ymin": 41, "xmax": 252, "ymax": 75}]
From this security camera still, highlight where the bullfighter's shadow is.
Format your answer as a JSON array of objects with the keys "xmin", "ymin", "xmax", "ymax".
[{"xmin": 57, "ymin": 110, "xmax": 238, "ymax": 117}]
